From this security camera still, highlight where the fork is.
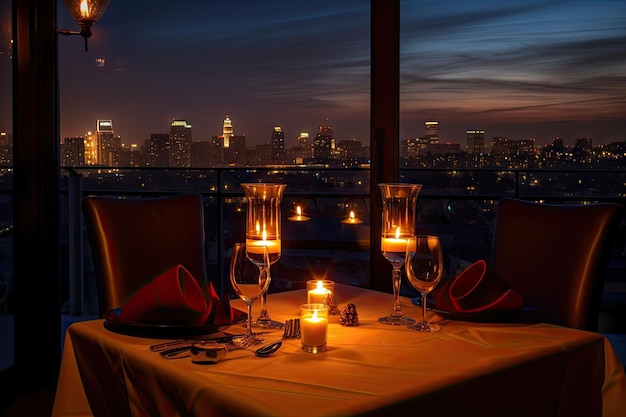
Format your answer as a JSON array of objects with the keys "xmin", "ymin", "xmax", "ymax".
[
  {"xmin": 282, "ymin": 318, "xmax": 300, "ymax": 339},
  {"xmin": 237, "ymin": 318, "xmax": 299, "ymax": 348}
]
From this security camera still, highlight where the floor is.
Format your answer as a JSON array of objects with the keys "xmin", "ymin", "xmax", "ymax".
[{"xmin": 1, "ymin": 392, "xmax": 54, "ymax": 417}]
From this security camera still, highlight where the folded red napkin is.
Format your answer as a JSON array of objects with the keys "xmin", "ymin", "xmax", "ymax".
[
  {"xmin": 120, "ymin": 265, "xmax": 233, "ymax": 325},
  {"xmin": 432, "ymin": 260, "xmax": 524, "ymax": 313}
]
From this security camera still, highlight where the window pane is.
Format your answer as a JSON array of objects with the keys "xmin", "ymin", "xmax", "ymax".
[
  {"xmin": 57, "ymin": 1, "xmax": 371, "ymax": 314},
  {"xmin": 400, "ymin": 0, "xmax": 626, "ymax": 284}
]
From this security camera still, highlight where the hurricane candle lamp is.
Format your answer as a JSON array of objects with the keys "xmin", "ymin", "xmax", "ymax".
[{"xmin": 378, "ymin": 183, "xmax": 422, "ymax": 325}]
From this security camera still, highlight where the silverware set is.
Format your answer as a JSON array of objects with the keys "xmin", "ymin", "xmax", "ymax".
[{"xmin": 152, "ymin": 318, "xmax": 300, "ymax": 360}]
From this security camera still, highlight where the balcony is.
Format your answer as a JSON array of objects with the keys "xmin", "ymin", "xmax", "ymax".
[{"xmin": 34, "ymin": 166, "xmax": 624, "ymax": 324}]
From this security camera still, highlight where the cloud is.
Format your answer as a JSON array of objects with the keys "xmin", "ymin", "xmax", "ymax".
[{"xmin": 55, "ymin": 1, "xmax": 626, "ymax": 146}]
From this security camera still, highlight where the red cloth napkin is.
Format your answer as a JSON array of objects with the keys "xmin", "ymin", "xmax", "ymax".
[
  {"xmin": 432, "ymin": 260, "xmax": 524, "ymax": 313},
  {"xmin": 120, "ymin": 265, "xmax": 233, "ymax": 325}
]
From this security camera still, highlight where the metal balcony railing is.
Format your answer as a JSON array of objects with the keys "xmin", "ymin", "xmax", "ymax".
[{"xmin": 52, "ymin": 166, "xmax": 626, "ymax": 317}]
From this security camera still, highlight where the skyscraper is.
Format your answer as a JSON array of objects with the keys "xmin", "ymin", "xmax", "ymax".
[
  {"xmin": 96, "ymin": 120, "xmax": 119, "ymax": 166},
  {"xmin": 271, "ymin": 126, "xmax": 286, "ymax": 163},
  {"xmin": 466, "ymin": 130, "xmax": 486, "ymax": 154},
  {"xmin": 228, "ymin": 135, "xmax": 246, "ymax": 166},
  {"xmin": 222, "ymin": 115, "xmax": 233, "ymax": 148},
  {"xmin": 61, "ymin": 136, "xmax": 85, "ymax": 166},
  {"xmin": 146, "ymin": 133, "xmax": 170, "ymax": 167},
  {"xmin": 83, "ymin": 131, "xmax": 97, "ymax": 165},
  {"xmin": 425, "ymin": 121, "xmax": 439, "ymax": 144},
  {"xmin": 313, "ymin": 118, "xmax": 333, "ymax": 163},
  {"xmin": 212, "ymin": 115, "xmax": 246, "ymax": 166},
  {"xmin": 169, "ymin": 119, "xmax": 192, "ymax": 167}
]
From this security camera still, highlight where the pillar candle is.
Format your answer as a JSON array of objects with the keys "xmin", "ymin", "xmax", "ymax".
[
  {"xmin": 300, "ymin": 303, "xmax": 328, "ymax": 352},
  {"xmin": 301, "ymin": 311, "xmax": 327, "ymax": 346},
  {"xmin": 307, "ymin": 280, "xmax": 334, "ymax": 304},
  {"xmin": 246, "ymin": 238, "xmax": 281, "ymax": 254}
]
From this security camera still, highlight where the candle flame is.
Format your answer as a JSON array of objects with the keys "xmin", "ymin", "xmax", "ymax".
[
  {"xmin": 255, "ymin": 221, "xmax": 260, "ymax": 233},
  {"xmin": 80, "ymin": 0, "xmax": 89, "ymax": 18},
  {"xmin": 312, "ymin": 310, "xmax": 319, "ymax": 319},
  {"xmin": 316, "ymin": 280, "xmax": 324, "ymax": 290},
  {"xmin": 394, "ymin": 227, "xmax": 400, "ymax": 239},
  {"xmin": 349, "ymin": 211, "xmax": 355, "ymax": 220},
  {"xmin": 262, "ymin": 229, "xmax": 267, "ymax": 241},
  {"xmin": 297, "ymin": 206, "xmax": 302, "ymax": 216}
]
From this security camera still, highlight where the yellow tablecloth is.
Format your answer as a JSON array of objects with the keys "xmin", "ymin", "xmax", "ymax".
[{"xmin": 52, "ymin": 283, "xmax": 626, "ymax": 417}]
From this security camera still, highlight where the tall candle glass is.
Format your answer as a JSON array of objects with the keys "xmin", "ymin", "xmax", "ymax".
[
  {"xmin": 241, "ymin": 182, "xmax": 287, "ymax": 330},
  {"xmin": 378, "ymin": 183, "xmax": 422, "ymax": 325}
]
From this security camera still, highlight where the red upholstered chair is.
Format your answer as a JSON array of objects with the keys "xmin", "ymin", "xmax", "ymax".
[
  {"xmin": 490, "ymin": 198, "xmax": 623, "ymax": 331},
  {"xmin": 81, "ymin": 193, "xmax": 209, "ymax": 315}
]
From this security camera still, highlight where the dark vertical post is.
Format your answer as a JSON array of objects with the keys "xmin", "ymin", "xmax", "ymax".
[
  {"xmin": 13, "ymin": 0, "xmax": 62, "ymax": 392},
  {"xmin": 370, "ymin": 0, "xmax": 400, "ymax": 291},
  {"xmin": 68, "ymin": 171, "xmax": 84, "ymax": 314}
]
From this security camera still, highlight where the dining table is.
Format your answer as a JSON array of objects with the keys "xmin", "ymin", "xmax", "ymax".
[{"xmin": 52, "ymin": 283, "xmax": 626, "ymax": 417}]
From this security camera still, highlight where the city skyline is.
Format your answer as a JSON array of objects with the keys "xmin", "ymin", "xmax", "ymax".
[
  {"xmin": 2, "ymin": 1, "xmax": 625, "ymax": 147},
  {"xmin": 60, "ymin": 114, "xmax": 626, "ymax": 151}
]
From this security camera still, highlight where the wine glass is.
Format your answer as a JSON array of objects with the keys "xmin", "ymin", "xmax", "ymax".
[
  {"xmin": 230, "ymin": 243, "xmax": 271, "ymax": 342},
  {"xmin": 405, "ymin": 235, "xmax": 443, "ymax": 332}
]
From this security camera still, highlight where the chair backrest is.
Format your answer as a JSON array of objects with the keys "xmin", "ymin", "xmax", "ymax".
[
  {"xmin": 490, "ymin": 198, "xmax": 623, "ymax": 331},
  {"xmin": 82, "ymin": 193, "xmax": 209, "ymax": 315}
]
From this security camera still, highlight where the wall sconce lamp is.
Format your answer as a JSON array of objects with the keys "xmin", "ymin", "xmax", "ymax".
[{"xmin": 58, "ymin": 0, "xmax": 110, "ymax": 51}]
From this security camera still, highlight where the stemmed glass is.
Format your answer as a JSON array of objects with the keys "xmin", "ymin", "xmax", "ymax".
[
  {"xmin": 241, "ymin": 183, "xmax": 287, "ymax": 330},
  {"xmin": 405, "ymin": 235, "xmax": 443, "ymax": 332},
  {"xmin": 378, "ymin": 183, "xmax": 422, "ymax": 325},
  {"xmin": 230, "ymin": 243, "xmax": 271, "ymax": 342}
]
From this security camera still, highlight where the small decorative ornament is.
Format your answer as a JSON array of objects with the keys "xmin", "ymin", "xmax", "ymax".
[
  {"xmin": 324, "ymin": 293, "xmax": 340, "ymax": 315},
  {"xmin": 339, "ymin": 303, "xmax": 359, "ymax": 326}
]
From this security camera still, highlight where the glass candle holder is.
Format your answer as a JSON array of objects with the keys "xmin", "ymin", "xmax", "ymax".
[
  {"xmin": 378, "ymin": 183, "xmax": 422, "ymax": 325},
  {"xmin": 300, "ymin": 303, "xmax": 328, "ymax": 353},
  {"xmin": 307, "ymin": 279, "xmax": 335, "ymax": 306},
  {"xmin": 241, "ymin": 183, "xmax": 287, "ymax": 330}
]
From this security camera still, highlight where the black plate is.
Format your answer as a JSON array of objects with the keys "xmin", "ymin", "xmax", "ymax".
[
  {"xmin": 103, "ymin": 307, "xmax": 247, "ymax": 338},
  {"xmin": 412, "ymin": 297, "xmax": 541, "ymax": 323}
]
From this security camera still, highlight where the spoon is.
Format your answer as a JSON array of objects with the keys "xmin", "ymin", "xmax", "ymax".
[{"xmin": 252, "ymin": 340, "xmax": 282, "ymax": 357}]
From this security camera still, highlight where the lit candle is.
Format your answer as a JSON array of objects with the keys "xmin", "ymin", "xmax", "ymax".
[
  {"xmin": 381, "ymin": 227, "xmax": 412, "ymax": 252},
  {"xmin": 288, "ymin": 205, "xmax": 310, "ymax": 221},
  {"xmin": 340, "ymin": 210, "xmax": 363, "ymax": 224},
  {"xmin": 246, "ymin": 229, "xmax": 281, "ymax": 254},
  {"xmin": 300, "ymin": 304, "xmax": 328, "ymax": 352},
  {"xmin": 307, "ymin": 280, "xmax": 333, "ymax": 304}
]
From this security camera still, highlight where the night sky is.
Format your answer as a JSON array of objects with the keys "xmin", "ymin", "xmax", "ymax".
[{"xmin": 5, "ymin": 1, "xmax": 626, "ymax": 148}]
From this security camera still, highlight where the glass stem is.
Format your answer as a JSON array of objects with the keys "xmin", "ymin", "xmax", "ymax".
[
  {"xmin": 246, "ymin": 302, "xmax": 253, "ymax": 336},
  {"xmin": 421, "ymin": 293, "xmax": 427, "ymax": 323},
  {"xmin": 257, "ymin": 267, "xmax": 271, "ymax": 322},
  {"xmin": 390, "ymin": 266, "xmax": 403, "ymax": 318}
]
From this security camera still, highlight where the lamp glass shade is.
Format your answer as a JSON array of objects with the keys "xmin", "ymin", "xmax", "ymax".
[{"xmin": 63, "ymin": 0, "xmax": 110, "ymax": 26}]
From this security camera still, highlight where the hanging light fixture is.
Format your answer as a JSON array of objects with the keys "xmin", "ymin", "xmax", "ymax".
[{"xmin": 59, "ymin": 0, "xmax": 110, "ymax": 51}]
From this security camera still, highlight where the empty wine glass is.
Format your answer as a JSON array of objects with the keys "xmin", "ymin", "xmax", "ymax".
[
  {"xmin": 230, "ymin": 243, "xmax": 271, "ymax": 342},
  {"xmin": 405, "ymin": 235, "xmax": 443, "ymax": 332}
]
